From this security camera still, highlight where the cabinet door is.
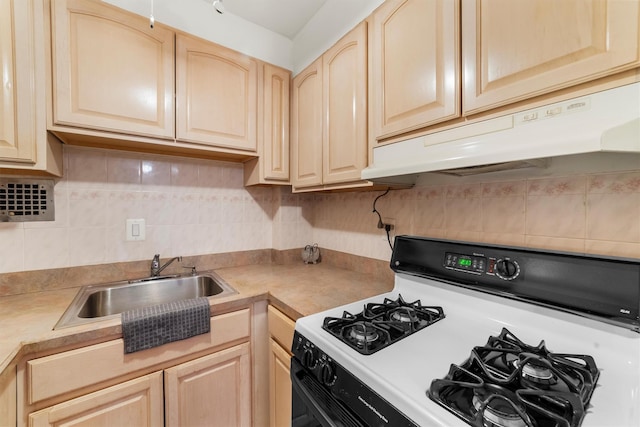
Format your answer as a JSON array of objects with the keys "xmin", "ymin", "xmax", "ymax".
[
  {"xmin": 28, "ymin": 372, "xmax": 163, "ymax": 427},
  {"xmin": 462, "ymin": 0, "xmax": 640, "ymax": 114},
  {"xmin": 369, "ymin": 0, "xmax": 460, "ymax": 140},
  {"xmin": 269, "ymin": 338, "xmax": 292, "ymax": 427},
  {"xmin": 176, "ymin": 34, "xmax": 258, "ymax": 152},
  {"xmin": 50, "ymin": 0, "xmax": 175, "ymax": 138},
  {"xmin": 263, "ymin": 64, "xmax": 290, "ymax": 181},
  {"xmin": 0, "ymin": 0, "xmax": 38, "ymax": 163},
  {"xmin": 323, "ymin": 22, "xmax": 368, "ymax": 185},
  {"xmin": 291, "ymin": 58, "xmax": 323, "ymax": 188},
  {"xmin": 165, "ymin": 342, "xmax": 252, "ymax": 427}
]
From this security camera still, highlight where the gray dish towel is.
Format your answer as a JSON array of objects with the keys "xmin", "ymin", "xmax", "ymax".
[{"xmin": 122, "ymin": 297, "xmax": 211, "ymax": 354}]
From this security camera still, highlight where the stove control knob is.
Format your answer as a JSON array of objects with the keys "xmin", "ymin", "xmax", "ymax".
[
  {"xmin": 495, "ymin": 258, "xmax": 520, "ymax": 281},
  {"xmin": 302, "ymin": 348, "xmax": 317, "ymax": 369},
  {"xmin": 320, "ymin": 361, "xmax": 336, "ymax": 386}
]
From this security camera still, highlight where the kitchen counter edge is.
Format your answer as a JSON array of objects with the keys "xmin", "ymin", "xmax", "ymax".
[{"xmin": 0, "ymin": 263, "xmax": 393, "ymax": 380}]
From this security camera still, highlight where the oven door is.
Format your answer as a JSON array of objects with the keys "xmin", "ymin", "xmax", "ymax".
[{"xmin": 291, "ymin": 358, "xmax": 365, "ymax": 427}]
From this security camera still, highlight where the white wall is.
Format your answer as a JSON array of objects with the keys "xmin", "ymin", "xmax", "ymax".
[
  {"xmin": 291, "ymin": 0, "xmax": 384, "ymax": 75},
  {"xmin": 103, "ymin": 0, "xmax": 294, "ymax": 70},
  {"xmin": 103, "ymin": 0, "xmax": 384, "ymax": 75}
]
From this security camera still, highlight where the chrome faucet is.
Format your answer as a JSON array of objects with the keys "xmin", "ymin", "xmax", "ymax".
[{"xmin": 150, "ymin": 254, "xmax": 182, "ymax": 277}]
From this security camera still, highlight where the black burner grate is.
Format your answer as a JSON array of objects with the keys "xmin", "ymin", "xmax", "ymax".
[
  {"xmin": 322, "ymin": 295, "xmax": 445, "ymax": 355},
  {"xmin": 428, "ymin": 328, "xmax": 600, "ymax": 427}
]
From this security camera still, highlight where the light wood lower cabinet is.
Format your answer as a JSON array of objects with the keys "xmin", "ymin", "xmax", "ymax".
[
  {"xmin": 267, "ymin": 305, "xmax": 295, "ymax": 427},
  {"xmin": 28, "ymin": 372, "xmax": 164, "ymax": 427},
  {"xmin": 269, "ymin": 339, "xmax": 292, "ymax": 427},
  {"xmin": 0, "ymin": 369, "xmax": 16, "ymax": 427},
  {"xmin": 29, "ymin": 344, "xmax": 252, "ymax": 427},
  {"xmin": 20, "ymin": 308, "xmax": 253, "ymax": 427},
  {"xmin": 165, "ymin": 342, "xmax": 251, "ymax": 427}
]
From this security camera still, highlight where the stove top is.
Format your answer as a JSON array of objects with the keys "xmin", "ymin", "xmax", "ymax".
[
  {"xmin": 293, "ymin": 237, "xmax": 640, "ymax": 427},
  {"xmin": 322, "ymin": 295, "xmax": 445, "ymax": 354},
  {"xmin": 429, "ymin": 328, "xmax": 600, "ymax": 427}
]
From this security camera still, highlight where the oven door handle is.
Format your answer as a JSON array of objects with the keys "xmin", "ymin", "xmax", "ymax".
[{"xmin": 291, "ymin": 358, "xmax": 364, "ymax": 427}]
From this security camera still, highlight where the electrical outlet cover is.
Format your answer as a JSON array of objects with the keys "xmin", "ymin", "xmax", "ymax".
[{"xmin": 126, "ymin": 218, "xmax": 146, "ymax": 241}]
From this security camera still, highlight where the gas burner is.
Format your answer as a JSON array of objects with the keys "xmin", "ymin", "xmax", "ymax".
[
  {"xmin": 472, "ymin": 388, "xmax": 531, "ymax": 427},
  {"xmin": 428, "ymin": 328, "xmax": 599, "ymax": 427},
  {"xmin": 348, "ymin": 322, "xmax": 380, "ymax": 346},
  {"xmin": 389, "ymin": 307, "xmax": 417, "ymax": 323},
  {"xmin": 322, "ymin": 294, "xmax": 445, "ymax": 355},
  {"xmin": 514, "ymin": 359, "xmax": 555, "ymax": 385}
]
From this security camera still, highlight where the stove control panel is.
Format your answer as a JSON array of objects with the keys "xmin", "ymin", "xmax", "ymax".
[
  {"xmin": 293, "ymin": 332, "xmax": 337, "ymax": 386},
  {"xmin": 444, "ymin": 252, "xmax": 486, "ymax": 274},
  {"xmin": 444, "ymin": 252, "xmax": 521, "ymax": 281},
  {"xmin": 291, "ymin": 331, "xmax": 421, "ymax": 426},
  {"xmin": 495, "ymin": 258, "xmax": 521, "ymax": 281}
]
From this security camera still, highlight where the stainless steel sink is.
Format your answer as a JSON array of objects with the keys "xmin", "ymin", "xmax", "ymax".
[{"xmin": 55, "ymin": 271, "xmax": 237, "ymax": 329}]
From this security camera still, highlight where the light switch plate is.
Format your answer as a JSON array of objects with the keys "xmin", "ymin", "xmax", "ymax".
[{"xmin": 126, "ymin": 218, "xmax": 145, "ymax": 241}]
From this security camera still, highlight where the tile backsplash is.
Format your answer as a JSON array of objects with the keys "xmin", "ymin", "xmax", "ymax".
[
  {"xmin": 0, "ymin": 146, "xmax": 310, "ymax": 274},
  {"xmin": 312, "ymin": 171, "xmax": 640, "ymax": 261},
  {"xmin": 1, "ymin": 146, "xmax": 639, "ymax": 275}
]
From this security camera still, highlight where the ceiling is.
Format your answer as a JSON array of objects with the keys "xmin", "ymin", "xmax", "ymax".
[{"xmin": 219, "ymin": 0, "xmax": 328, "ymax": 39}]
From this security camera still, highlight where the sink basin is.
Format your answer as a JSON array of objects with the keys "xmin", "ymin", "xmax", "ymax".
[{"xmin": 55, "ymin": 272, "xmax": 237, "ymax": 329}]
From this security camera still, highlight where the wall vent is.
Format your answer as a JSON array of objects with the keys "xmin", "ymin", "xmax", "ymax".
[{"xmin": 0, "ymin": 178, "xmax": 55, "ymax": 222}]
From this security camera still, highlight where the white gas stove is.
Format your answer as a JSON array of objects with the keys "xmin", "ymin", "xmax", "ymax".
[{"xmin": 292, "ymin": 236, "xmax": 640, "ymax": 427}]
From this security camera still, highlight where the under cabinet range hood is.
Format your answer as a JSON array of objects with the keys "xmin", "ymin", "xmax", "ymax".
[{"xmin": 362, "ymin": 82, "xmax": 640, "ymax": 184}]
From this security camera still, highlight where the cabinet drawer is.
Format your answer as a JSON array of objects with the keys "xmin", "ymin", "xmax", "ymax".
[
  {"xmin": 28, "ymin": 372, "xmax": 164, "ymax": 427},
  {"xmin": 267, "ymin": 306, "xmax": 295, "ymax": 351},
  {"xmin": 27, "ymin": 308, "xmax": 250, "ymax": 404}
]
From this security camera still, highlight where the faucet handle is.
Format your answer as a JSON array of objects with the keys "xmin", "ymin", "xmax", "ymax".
[
  {"xmin": 150, "ymin": 254, "xmax": 160, "ymax": 276},
  {"xmin": 183, "ymin": 266, "xmax": 197, "ymax": 276}
]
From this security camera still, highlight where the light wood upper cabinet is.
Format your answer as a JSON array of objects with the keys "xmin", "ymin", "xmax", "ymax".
[
  {"xmin": 292, "ymin": 22, "xmax": 370, "ymax": 191},
  {"xmin": 323, "ymin": 21, "xmax": 368, "ymax": 185},
  {"xmin": 0, "ymin": 0, "xmax": 32, "ymax": 162},
  {"xmin": 29, "ymin": 372, "xmax": 164, "ymax": 427},
  {"xmin": 369, "ymin": 0, "xmax": 460, "ymax": 141},
  {"xmin": 50, "ymin": 0, "xmax": 175, "ymax": 138},
  {"xmin": 0, "ymin": 0, "xmax": 62, "ymax": 176},
  {"xmin": 244, "ymin": 63, "xmax": 291, "ymax": 185},
  {"xmin": 462, "ymin": 0, "xmax": 640, "ymax": 114},
  {"xmin": 291, "ymin": 58, "xmax": 324, "ymax": 189},
  {"xmin": 176, "ymin": 34, "xmax": 258, "ymax": 151},
  {"xmin": 165, "ymin": 343, "xmax": 251, "ymax": 427},
  {"xmin": 262, "ymin": 64, "xmax": 290, "ymax": 181},
  {"xmin": 48, "ymin": 0, "xmax": 267, "ymax": 160}
]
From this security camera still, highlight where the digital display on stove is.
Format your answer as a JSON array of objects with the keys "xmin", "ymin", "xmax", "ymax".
[
  {"xmin": 457, "ymin": 258, "xmax": 472, "ymax": 267},
  {"xmin": 445, "ymin": 252, "xmax": 485, "ymax": 274}
]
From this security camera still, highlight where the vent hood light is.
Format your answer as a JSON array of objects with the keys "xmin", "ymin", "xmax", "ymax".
[{"xmin": 362, "ymin": 82, "xmax": 640, "ymax": 184}]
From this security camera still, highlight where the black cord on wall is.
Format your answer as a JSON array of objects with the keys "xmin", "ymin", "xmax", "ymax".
[{"xmin": 372, "ymin": 188, "xmax": 394, "ymax": 250}]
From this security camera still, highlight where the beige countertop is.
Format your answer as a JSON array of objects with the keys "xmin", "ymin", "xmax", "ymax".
[{"xmin": 0, "ymin": 263, "xmax": 393, "ymax": 376}]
